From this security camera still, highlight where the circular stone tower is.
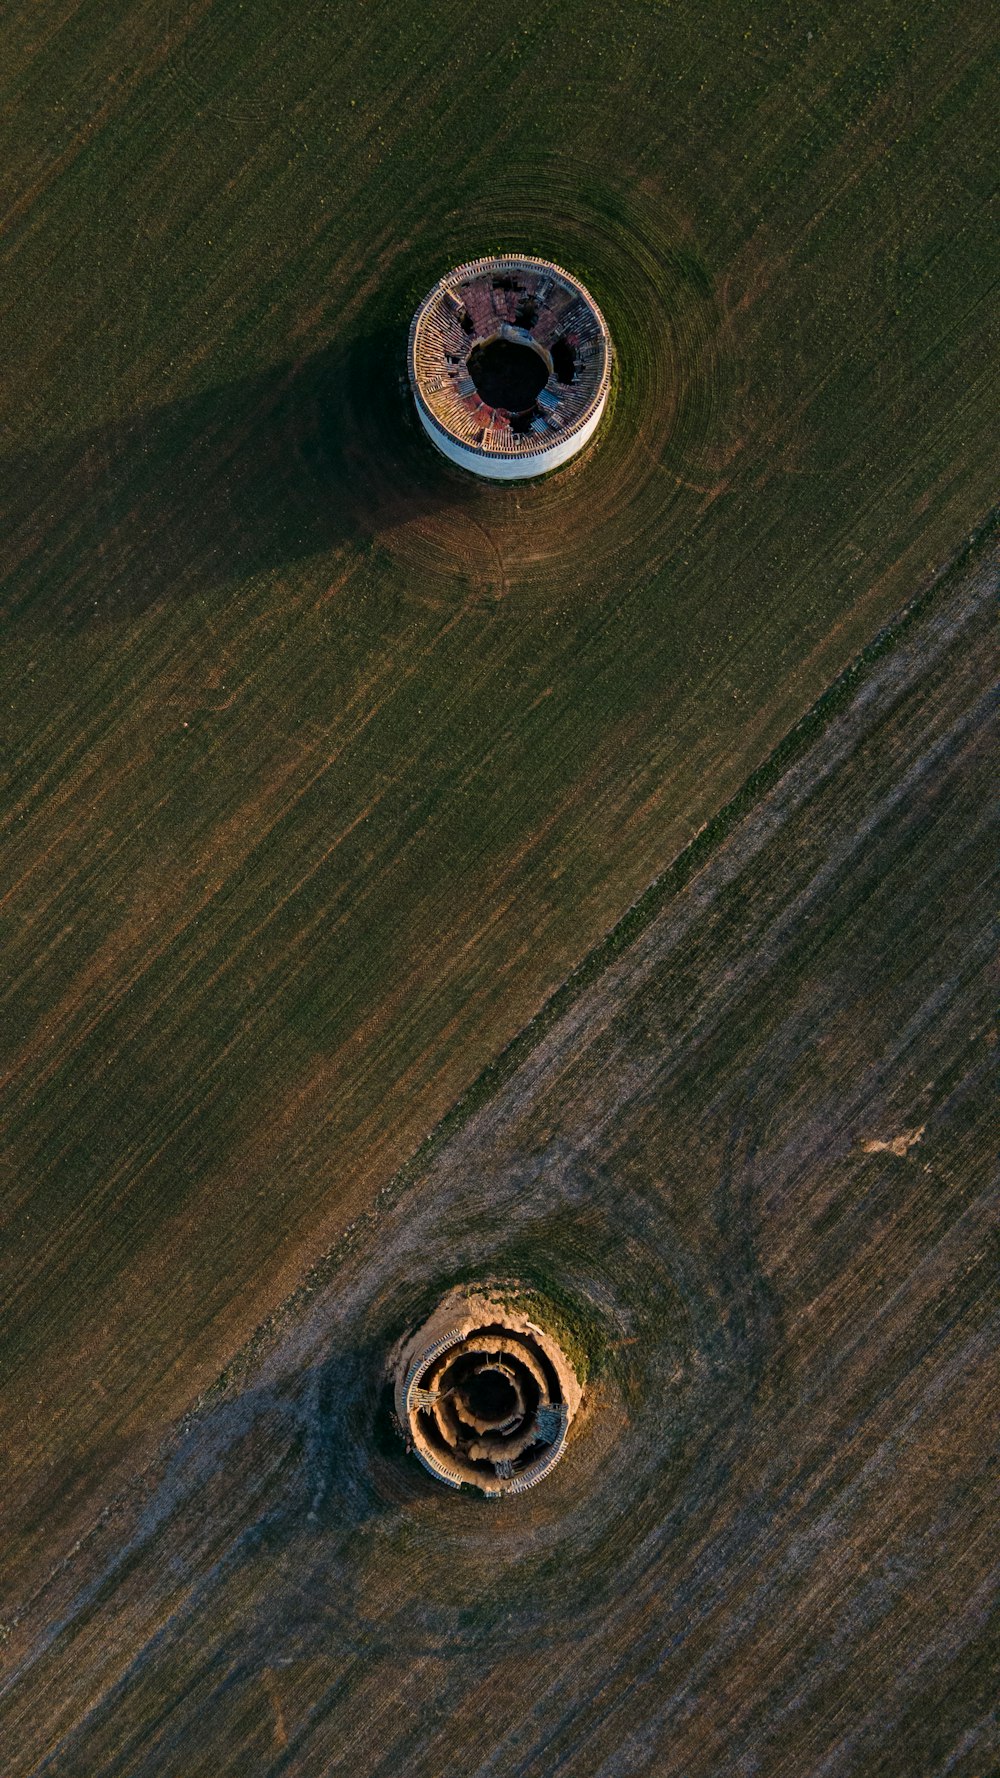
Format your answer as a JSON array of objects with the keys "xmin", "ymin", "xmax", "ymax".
[
  {"xmin": 407, "ymin": 254, "xmax": 612, "ymax": 481},
  {"xmin": 392, "ymin": 1286, "xmax": 583, "ymax": 1494}
]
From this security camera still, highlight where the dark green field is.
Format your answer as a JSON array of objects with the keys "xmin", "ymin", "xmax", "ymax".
[{"xmin": 1, "ymin": 0, "xmax": 997, "ymax": 1768}]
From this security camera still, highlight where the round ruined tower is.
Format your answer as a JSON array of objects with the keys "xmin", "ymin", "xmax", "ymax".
[
  {"xmin": 407, "ymin": 254, "xmax": 612, "ymax": 481},
  {"xmin": 391, "ymin": 1286, "xmax": 583, "ymax": 1495}
]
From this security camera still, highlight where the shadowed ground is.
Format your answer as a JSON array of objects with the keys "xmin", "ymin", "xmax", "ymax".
[
  {"xmin": 0, "ymin": 331, "xmax": 447, "ymax": 629},
  {"xmin": 2, "ymin": 544, "xmax": 995, "ymax": 1777}
]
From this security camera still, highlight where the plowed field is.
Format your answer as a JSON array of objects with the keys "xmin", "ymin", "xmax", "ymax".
[
  {"xmin": 1, "ymin": 0, "xmax": 997, "ymax": 1767},
  {"xmin": 3, "ymin": 537, "xmax": 995, "ymax": 1777}
]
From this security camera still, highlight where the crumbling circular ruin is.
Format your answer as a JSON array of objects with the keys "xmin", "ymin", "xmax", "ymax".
[
  {"xmin": 392, "ymin": 1286, "xmax": 583, "ymax": 1494},
  {"xmin": 407, "ymin": 254, "xmax": 612, "ymax": 480}
]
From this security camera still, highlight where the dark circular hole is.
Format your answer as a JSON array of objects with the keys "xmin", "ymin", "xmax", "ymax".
[
  {"xmin": 467, "ymin": 339, "xmax": 549, "ymax": 411},
  {"xmin": 463, "ymin": 1368, "xmax": 519, "ymax": 1422}
]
